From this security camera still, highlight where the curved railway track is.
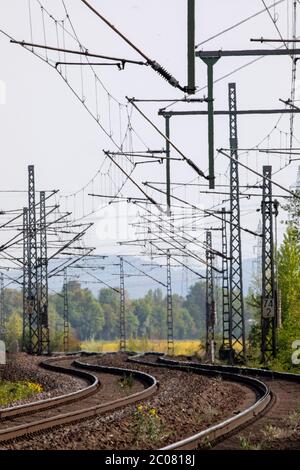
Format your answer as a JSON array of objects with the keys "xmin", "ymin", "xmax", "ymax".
[
  {"xmin": 125, "ymin": 353, "xmax": 272, "ymax": 449},
  {"xmin": 141, "ymin": 354, "xmax": 300, "ymax": 450},
  {"xmin": 1, "ymin": 352, "xmax": 299, "ymax": 450},
  {"xmin": 0, "ymin": 355, "xmax": 158, "ymax": 444}
]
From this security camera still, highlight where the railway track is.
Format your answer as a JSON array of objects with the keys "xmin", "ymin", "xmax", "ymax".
[
  {"xmin": 130, "ymin": 354, "xmax": 300, "ymax": 450},
  {"xmin": 1, "ymin": 352, "xmax": 299, "ymax": 450},
  {"xmin": 0, "ymin": 354, "xmax": 158, "ymax": 444},
  {"xmin": 125, "ymin": 353, "xmax": 272, "ymax": 449}
]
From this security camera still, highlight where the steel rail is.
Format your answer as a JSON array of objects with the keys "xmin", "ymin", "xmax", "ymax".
[
  {"xmin": 0, "ymin": 355, "xmax": 99, "ymax": 420},
  {"xmin": 155, "ymin": 355, "xmax": 300, "ymax": 449},
  {"xmin": 0, "ymin": 355, "xmax": 158, "ymax": 443},
  {"xmin": 127, "ymin": 353, "xmax": 272, "ymax": 450},
  {"xmin": 158, "ymin": 355, "xmax": 300, "ymax": 383}
]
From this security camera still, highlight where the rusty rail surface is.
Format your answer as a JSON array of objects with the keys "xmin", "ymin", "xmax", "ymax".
[
  {"xmin": 0, "ymin": 355, "xmax": 99, "ymax": 420},
  {"xmin": 0, "ymin": 355, "xmax": 158, "ymax": 443},
  {"xmin": 127, "ymin": 353, "xmax": 272, "ymax": 450}
]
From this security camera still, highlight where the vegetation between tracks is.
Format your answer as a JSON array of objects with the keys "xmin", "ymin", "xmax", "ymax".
[
  {"xmin": 0, "ymin": 380, "xmax": 43, "ymax": 406},
  {"xmin": 238, "ymin": 405, "xmax": 300, "ymax": 450},
  {"xmin": 81, "ymin": 338, "xmax": 204, "ymax": 356},
  {"xmin": 133, "ymin": 405, "xmax": 166, "ymax": 445}
]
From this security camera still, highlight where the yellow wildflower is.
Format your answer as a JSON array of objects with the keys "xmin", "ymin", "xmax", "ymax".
[{"xmin": 25, "ymin": 382, "xmax": 43, "ymax": 394}]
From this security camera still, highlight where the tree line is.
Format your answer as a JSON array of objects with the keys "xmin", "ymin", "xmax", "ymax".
[{"xmin": 1, "ymin": 280, "xmax": 212, "ymax": 351}]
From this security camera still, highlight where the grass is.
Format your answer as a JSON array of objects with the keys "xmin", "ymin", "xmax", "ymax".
[
  {"xmin": 81, "ymin": 338, "xmax": 204, "ymax": 356},
  {"xmin": 238, "ymin": 434, "xmax": 261, "ymax": 450},
  {"xmin": 133, "ymin": 405, "xmax": 166, "ymax": 444},
  {"xmin": 0, "ymin": 381, "xmax": 43, "ymax": 407},
  {"xmin": 239, "ymin": 422, "xmax": 290, "ymax": 450},
  {"xmin": 261, "ymin": 424, "xmax": 283, "ymax": 441},
  {"xmin": 119, "ymin": 373, "xmax": 134, "ymax": 390}
]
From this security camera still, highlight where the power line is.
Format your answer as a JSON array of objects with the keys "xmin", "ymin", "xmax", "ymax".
[{"xmin": 195, "ymin": 0, "xmax": 286, "ymax": 48}]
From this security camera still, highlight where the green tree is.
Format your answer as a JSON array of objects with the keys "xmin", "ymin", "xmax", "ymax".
[
  {"xmin": 126, "ymin": 310, "xmax": 139, "ymax": 338},
  {"xmin": 183, "ymin": 282, "xmax": 206, "ymax": 336},
  {"xmin": 133, "ymin": 297, "xmax": 152, "ymax": 337},
  {"xmin": 278, "ymin": 225, "xmax": 300, "ymax": 322},
  {"xmin": 5, "ymin": 311, "xmax": 22, "ymax": 350},
  {"xmin": 281, "ymin": 190, "xmax": 300, "ymax": 232},
  {"xmin": 98, "ymin": 288, "xmax": 119, "ymax": 340},
  {"xmin": 55, "ymin": 281, "xmax": 104, "ymax": 341},
  {"xmin": 268, "ymin": 225, "xmax": 300, "ymax": 370},
  {"xmin": 174, "ymin": 307, "xmax": 196, "ymax": 339}
]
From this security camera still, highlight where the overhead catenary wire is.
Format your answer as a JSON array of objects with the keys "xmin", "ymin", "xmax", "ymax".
[
  {"xmin": 122, "ymin": 258, "xmax": 167, "ymax": 288},
  {"xmin": 127, "ymin": 98, "xmax": 209, "ymax": 180},
  {"xmin": 143, "ymin": 183, "xmax": 261, "ymax": 237},
  {"xmin": 80, "ymin": 0, "xmax": 187, "ymax": 92},
  {"xmin": 261, "ymin": 0, "xmax": 290, "ymax": 51},
  {"xmin": 217, "ymin": 149, "xmax": 299, "ymax": 198},
  {"xmin": 10, "ymin": 40, "xmax": 148, "ymax": 66},
  {"xmin": 195, "ymin": 0, "xmax": 286, "ymax": 48},
  {"xmin": 1, "ymin": 1, "xmax": 298, "ymax": 300},
  {"xmin": 1, "ymin": 4, "xmax": 158, "ymax": 221}
]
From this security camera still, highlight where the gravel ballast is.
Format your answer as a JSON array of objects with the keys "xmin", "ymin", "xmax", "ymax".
[
  {"xmin": 0, "ymin": 353, "xmax": 251, "ymax": 450},
  {"xmin": 0, "ymin": 353, "xmax": 86, "ymax": 409}
]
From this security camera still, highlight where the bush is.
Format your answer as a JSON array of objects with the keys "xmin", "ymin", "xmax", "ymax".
[{"xmin": 0, "ymin": 380, "xmax": 43, "ymax": 406}]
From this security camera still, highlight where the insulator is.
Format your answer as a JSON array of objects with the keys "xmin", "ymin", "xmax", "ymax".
[
  {"xmin": 149, "ymin": 60, "xmax": 182, "ymax": 90},
  {"xmin": 186, "ymin": 158, "xmax": 206, "ymax": 178}
]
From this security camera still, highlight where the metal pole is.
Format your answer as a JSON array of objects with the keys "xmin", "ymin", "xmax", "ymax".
[
  {"xmin": 22, "ymin": 207, "xmax": 29, "ymax": 351},
  {"xmin": 219, "ymin": 208, "xmax": 233, "ymax": 361},
  {"xmin": 39, "ymin": 191, "xmax": 50, "ymax": 354},
  {"xmin": 205, "ymin": 231, "xmax": 215, "ymax": 362},
  {"xmin": 261, "ymin": 166, "xmax": 277, "ymax": 362},
  {"xmin": 196, "ymin": 48, "xmax": 300, "ymax": 57},
  {"xmin": 187, "ymin": 0, "xmax": 196, "ymax": 94},
  {"xmin": 0, "ymin": 273, "xmax": 5, "ymax": 341},
  {"xmin": 165, "ymin": 115, "xmax": 171, "ymax": 216},
  {"xmin": 228, "ymin": 83, "xmax": 246, "ymax": 362},
  {"xmin": 200, "ymin": 58, "xmax": 220, "ymax": 189},
  {"xmin": 63, "ymin": 268, "xmax": 69, "ymax": 352},
  {"xmin": 27, "ymin": 165, "xmax": 39, "ymax": 354},
  {"xmin": 119, "ymin": 257, "xmax": 126, "ymax": 352},
  {"xmin": 166, "ymin": 250, "xmax": 174, "ymax": 355},
  {"xmin": 159, "ymin": 108, "xmax": 300, "ymax": 116}
]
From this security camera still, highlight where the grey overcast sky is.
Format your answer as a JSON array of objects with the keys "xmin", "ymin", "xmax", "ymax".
[{"xmin": 0, "ymin": 1, "xmax": 299, "ymax": 260}]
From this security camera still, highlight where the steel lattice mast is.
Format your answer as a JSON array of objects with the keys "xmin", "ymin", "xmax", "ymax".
[
  {"xmin": 119, "ymin": 257, "xmax": 126, "ymax": 352},
  {"xmin": 38, "ymin": 191, "xmax": 50, "ymax": 354},
  {"xmin": 22, "ymin": 207, "xmax": 29, "ymax": 350},
  {"xmin": 63, "ymin": 268, "xmax": 69, "ymax": 352},
  {"xmin": 166, "ymin": 250, "xmax": 174, "ymax": 355},
  {"xmin": 27, "ymin": 165, "xmax": 39, "ymax": 354},
  {"xmin": 228, "ymin": 83, "xmax": 246, "ymax": 361},
  {"xmin": 219, "ymin": 208, "xmax": 232, "ymax": 361},
  {"xmin": 0, "ymin": 273, "xmax": 5, "ymax": 340},
  {"xmin": 261, "ymin": 165, "xmax": 277, "ymax": 362},
  {"xmin": 205, "ymin": 230, "xmax": 215, "ymax": 362}
]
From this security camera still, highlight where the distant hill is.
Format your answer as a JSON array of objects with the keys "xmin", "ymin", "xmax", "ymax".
[{"xmin": 48, "ymin": 256, "xmax": 256, "ymax": 299}]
